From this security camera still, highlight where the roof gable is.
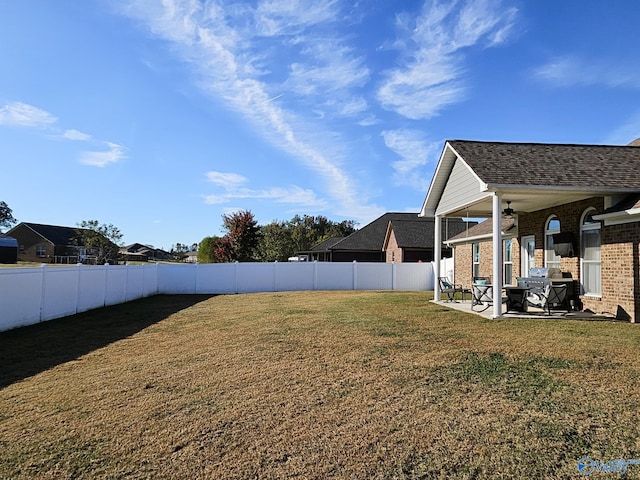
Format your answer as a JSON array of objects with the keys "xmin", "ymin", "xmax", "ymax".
[
  {"xmin": 422, "ymin": 140, "xmax": 640, "ymax": 218},
  {"xmin": 332, "ymin": 213, "xmax": 421, "ymax": 251},
  {"xmin": 11, "ymin": 222, "xmax": 85, "ymax": 246}
]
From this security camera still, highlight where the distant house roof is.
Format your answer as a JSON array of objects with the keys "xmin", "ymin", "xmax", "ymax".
[
  {"xmin": 446, "ymin": 218, "xmax": 516, "ymax": 245},
  {"xmin": 385, "ymin": 219, "xmax": 472, "ymax": 249},
  {"xmin": 9, "ymin": 222, "xmax": 85, "ymax": 246},
  {"xmin": 331, "ymin": 213, "xmax": 422, "ymax": 251},
  {"xmin": 309, "ymin": 237, "xmax": 345, "ymax": 252},
  {"xmin": 328, "ymin": 212, "xmax": 470, "ymax": 252}
]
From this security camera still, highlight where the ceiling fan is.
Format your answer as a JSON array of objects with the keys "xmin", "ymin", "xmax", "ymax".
[{"xmin": 502, "ymin": 201, "xmax": 515, "ymax": 218}]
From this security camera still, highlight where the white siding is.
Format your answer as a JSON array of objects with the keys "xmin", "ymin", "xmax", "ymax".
[{"xmin": 436, "ymin": 158, "xmax": 489, "ymax": 215}]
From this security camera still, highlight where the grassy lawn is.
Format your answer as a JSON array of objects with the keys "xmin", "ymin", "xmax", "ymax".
[{"xmin": 1, "ymin": 291, "xmax": 639, "ymax": 479}]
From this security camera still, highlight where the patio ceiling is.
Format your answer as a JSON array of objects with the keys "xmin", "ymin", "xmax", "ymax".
[{"xmin": 441, "ymin": 188, "xmax": 612, "ymax": 218}]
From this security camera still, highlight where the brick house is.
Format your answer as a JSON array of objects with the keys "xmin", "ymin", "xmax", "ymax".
[
  {"xmin": 301, "ymin": 212, "xmax": 471, "ymax": 262},
  {"xmin": 421, "ymin": 139, "xmax": 640, "ymax": 321},
  {"xmin": 7, "ymin": 222, "xmax": 107, "ymax": 264}
]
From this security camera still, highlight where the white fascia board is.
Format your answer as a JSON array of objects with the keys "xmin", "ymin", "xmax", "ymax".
[
  {"xmin": 593, "ymin": 208, "xmax": 640, "ymax": 226},
  {"xmin": 485, "ymin": 184, "xmax": 640, "ymax": 195},
  {"xmin": 445, "ymin": 230, "xmax": 518, "ymax": 246},
  {"xmin": 420, "ymin": 142, "xmax": 458, "ymax": 217}
]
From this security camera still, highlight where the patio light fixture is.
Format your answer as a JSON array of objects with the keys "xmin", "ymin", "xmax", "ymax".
[{"xmin": 503, "ymin": 201, "xmax": 515, "ymax": 219}]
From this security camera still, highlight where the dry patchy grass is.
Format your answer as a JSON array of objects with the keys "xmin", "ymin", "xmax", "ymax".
[{"xmin": 1, "ymin": 291, "xmax": 639, "ymax": 479}]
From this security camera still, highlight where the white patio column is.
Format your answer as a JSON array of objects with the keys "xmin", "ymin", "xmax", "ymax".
[
  {"xmin": 434, "ymin": 214, "xmax": 442, "ymax": 301},
  {"xmin": 492, "ymin": 194, "xmax": 503, "ymax": 318}
]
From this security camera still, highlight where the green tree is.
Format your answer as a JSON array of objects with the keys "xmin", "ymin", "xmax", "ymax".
[
  {"xmin": 255, "ymin": 221, "xmax": 295, "ymax": 262},
  {"xmin": 288, "ymin": 215, "xmax": 357, "ymax": 252},
  {"xmin": 0, "ymin": 201, "xmax": 17, "ymax": 232},
  {"xmin": 197, "ymin": 236, "xmax": 219, "ymax": 263},
  {"xmin": 76, "ymin": 220, "xmax": 123, "ymax": 264}
]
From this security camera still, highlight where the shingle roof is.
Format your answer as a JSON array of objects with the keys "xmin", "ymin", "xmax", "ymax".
[
  {"xmin": 332, "ymin": 213, "xmax": 422, "ymax": 251},
  {"xmin": 389, "ymin": 219, "xmax": 471, "ymax": 248},
  {"xmin": 21, "ymin": 223, "xmax": 85, "ymax": 246},
  {"xmin": 448, "ymin": 140, "xmax": 640, "ymax": 189},
  {"xmin": 309, "ymin": 237, "xmax": 345, "ymax": 252},
  {"xmin": 332, "ymin": 212, "xmax": 469, "ymax": 251}
]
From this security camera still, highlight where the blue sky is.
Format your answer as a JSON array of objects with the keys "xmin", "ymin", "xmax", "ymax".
[{"xmin": 1, "ymin": 0, "xmax": 639, "ymax": 250}]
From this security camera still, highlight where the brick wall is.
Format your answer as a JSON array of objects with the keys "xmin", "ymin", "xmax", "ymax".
[
  {"xmin": 452, "ymin": 237, "xmax": 520, "ymax": 289},
  {"xmin": 600, "ymin": 222, "xmax": 640, "ymax": 321},
  {"xmin": 385, "ymin": 230, "xmax": 402, "ymax": 263},
  {"xmin": 451, "ymin": 197, "xmax": 640, "ymax": 322}
]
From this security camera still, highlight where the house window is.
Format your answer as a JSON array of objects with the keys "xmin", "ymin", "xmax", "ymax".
[
  {"xmin": 581, "ymin": 208, "xmax": 601, "ymax": 296},
  {"xmin": 503, "ymin": 238, "xmax": 513, "ymax": 285},
  {"xmin": 36, "ymin": 245, "xmax": 46, "ymax": 257},
  {"xmin": 545, "ymin": 215, "xmax": 561, "ymax": 270},
  {"xmin": 472, "ymin": 242, "xmax": 480, "ymax": 279}
]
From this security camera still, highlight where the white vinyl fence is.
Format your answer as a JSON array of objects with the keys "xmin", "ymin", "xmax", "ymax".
[{"xmin": 0, "ymin": 261, "xmax": 436, "ymax": 332}]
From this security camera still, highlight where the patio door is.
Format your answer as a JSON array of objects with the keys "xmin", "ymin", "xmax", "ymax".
[{"xmin": 521, "ymin": 235, "xmax": 535, "ymax": 278}]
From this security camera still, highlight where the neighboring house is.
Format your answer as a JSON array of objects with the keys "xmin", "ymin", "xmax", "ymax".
[
  {"xmin": 184, "ymin": 251, "xmax": 198, "ymax": 263},
  {"xmin": 7, "ymin": 222, "xmax": 99, "ymax": 264},
  {"xmin": 421, "ymin": 139, "xmax": 640, "ymax": 321},
  {"xmin": 382, "ymin": 218, "xmax": 468, "ymax": 263},
  {"xmin": 120, "ymin": 243, "xmax": 173, "ymax": 262},
  {"xmin": 300, "ymin": 212, "xmax": 471, "ymax": 262},
  {"xmin": 303, "ymin": 237, "xmax": 345, "ymax": 262}
]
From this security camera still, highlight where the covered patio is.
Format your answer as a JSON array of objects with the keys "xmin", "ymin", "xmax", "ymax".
[
  {"xmin": 421, "ymin": 140, "xmax": 640, "ymax": 320},
  {"xmin": 434, "ymin": 296, "xmax": 617, "ymax": 322}
]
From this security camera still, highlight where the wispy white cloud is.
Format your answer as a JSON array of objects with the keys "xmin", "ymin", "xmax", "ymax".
[
  {"xmin": 534, "ymin": 55, "xmax": 640, "ymax": 89},
  {"xmin": 0, "ymin": 102, "xmax": 57, "ymax": 128},
  {"xmin": 286, "ymin": 43, "xmax": 369, "ymax": 97},
  {"xmin": 203, "ymin": 184, "xmax": 327, "ymax": 209},
  {"xmin": 79, "ymin": 142, "xmax": 126, "ymax": 167},
  {"xmin": 253, "ymin": 0, "xmax": 341, "ymax": 36},
  {"xmin": 0, "ymin": 101, "xmax": 124, "ymax": 166},
  {"xmin": 204, "ymin": 170, "xmax": 327, "ymax": 208},
  {"xmin": 382, "ymin": 129, "xmax": 440, "ymax": 190},
  {"xmin": 63, "ymin": 129, "xmax": 92, "ymax": 141},
  {"xmin": 377, "ymin": 0, "xmax": 517, "ymax": 120},
  {"xmin": 117, "ymin": 0, "xmax": 381, "ymax": 220},
  {"xmin": 205, "ymin": 171, "xmax": 248, "ymax": 188}
]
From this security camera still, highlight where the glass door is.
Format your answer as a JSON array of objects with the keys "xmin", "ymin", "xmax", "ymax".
[{"xmin": 521, "ymin": 235, "xmax": 535, "ymax": 278}]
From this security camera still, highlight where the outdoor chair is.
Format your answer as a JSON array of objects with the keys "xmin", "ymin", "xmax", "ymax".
[
  {"xmin": 438, "ymin": 277, "xmax": 465, "ymax": 302},
  {"xmin": 526, "ymin": 284, "xmax": 569, "ymax": 315},
  {"xmin": 471, "ymin": 284, "xmax": 507, "ymax": 312}
]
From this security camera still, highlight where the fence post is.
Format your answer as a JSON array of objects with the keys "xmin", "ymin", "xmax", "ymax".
[
  {"xmin": 352, "ymin": 261, "xmax": 357, "ymax": 290},
  {"xmin": 103, "ymin": 263, "xmax": 109, "ymax": 306},
  {"xmin": 39, "ymin": 263, "xmax": 47, "ymax": 322},
  {"xmin": 313, "ymin": 261, "xmax": 318, "ymax": 291},
  {"xmin": 392, "ymin": 261, "xmax": 396, "ymax": 291},
  {"xmin": 75, "ymin": 263, "xmax": 82, "ymax": 315},
  {"xmin": 234, "ymin": 261, "xmax": 239, "ymax": 294},
  {"xmin": 274, "ymin": 261, "xmax": 278, "ymax": 292}
]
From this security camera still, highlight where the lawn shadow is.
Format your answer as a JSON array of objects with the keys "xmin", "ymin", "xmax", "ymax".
[{"xmin": 0, "ymin": 294, "xmax": 214, "ymax": 389}]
